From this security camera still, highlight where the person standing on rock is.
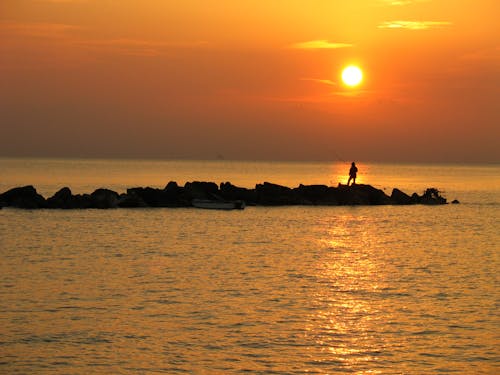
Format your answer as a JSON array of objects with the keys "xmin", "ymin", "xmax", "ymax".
[{"xmin": 347, "ymin": 162, "xmax": 358, "ymax": 186}]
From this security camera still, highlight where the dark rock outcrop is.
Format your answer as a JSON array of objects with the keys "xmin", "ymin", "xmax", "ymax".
[
  {"xmin": 47, "ymin": 187, "xmax": 72, "ymax": 208},
  {"xmin": 118, "ymin": 192, "xmax": 147, "ymax": 208},
  {"xmin": 296, "ymin": 184, "xmax": 337, "ymax": 205},
  {"xmin": 184, "ymin": 181, "xmax": 219, "ymax": 200},
  {"xmin": 89, "ymin": 189, "xmax": 120, "ymax": 209},
  {"xmin": 47, "ymin": 187, "xmax": 88, "ymax": 209},
  {"xmin": 125, "ymin": 185, "xmax": 185, "ymax": 207},
  {"xmin": 256, "ymin": 182, "xmax": 298, "ymax": 205},
  {"xmin": 0, "ymin": 182, "xmax": 451, "ymax": 209},
  {"xmin": 47, "ymin": 189, "xmax": 110, "ymax": 209},
  {"xmin": 164, "ymin": 181, "xmax": 180, "ymax": 194},
  {"xmin": 0, "ymin": 185, "xmax": 47, "ymax": 208},
  {"xmin": 411, "ymin": 192, "xmax": 421, "ymax": 204},
  {"xmin": 220, "ymin": 182, "xmax": 257, "ymax": 205},
  {"xmin": 336, "ymin": 184, "xmax": 391, "ymax": 205},
  {"xmin": 420, "ymin": 188, "xmax": 447, "ymax": 205},
  {"xmin": 391, "ymin": 188, "xmax": 413, "ymax": 205}
]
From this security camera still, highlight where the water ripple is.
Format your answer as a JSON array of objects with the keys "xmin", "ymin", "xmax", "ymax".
[{"xmin": 0, "ymin": 205, "xmax": 498, "ymax": 374}]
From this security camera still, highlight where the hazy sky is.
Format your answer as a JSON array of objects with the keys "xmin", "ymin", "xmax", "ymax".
[{"xmin": 1, "ymin": 0, "xmax": 499, "ymax": 162}]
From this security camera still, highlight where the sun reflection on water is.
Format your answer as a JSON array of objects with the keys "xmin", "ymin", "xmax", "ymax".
[
  {"xmin": 306, "ymin": 213, "xmax": 393, "ymax": 372},
  {"xmin": 1, "ymin": 199, "xmax": 497, "ymax": 373}
]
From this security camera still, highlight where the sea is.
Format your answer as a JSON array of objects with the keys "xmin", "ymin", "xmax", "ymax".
[{"xmin": 0, "ymin": 158, "xmax": 498, "ymax": 374}]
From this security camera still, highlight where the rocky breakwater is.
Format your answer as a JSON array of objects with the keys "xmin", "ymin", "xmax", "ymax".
[{"xmin": 0, "ymin": 181, "xmax": 452, "ymax": 209}]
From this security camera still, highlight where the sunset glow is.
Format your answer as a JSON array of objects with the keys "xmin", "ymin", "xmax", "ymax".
[
  {"xmin": 1, "ymin": 2, "xmax": 499, "ymax": 373},
  {"xmin": 0, "ymin": 0, "xmax": 498, "ymax": 162}
]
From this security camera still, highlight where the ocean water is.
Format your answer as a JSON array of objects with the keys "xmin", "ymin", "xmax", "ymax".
[{"xmin": 0, "ymin": 158, "xmax": 499, "ymax": 374}]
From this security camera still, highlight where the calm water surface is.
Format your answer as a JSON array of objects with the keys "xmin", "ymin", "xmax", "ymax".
[{"xmin": 0, "ymin": 159, "xmax": 499, "ymax": 374}]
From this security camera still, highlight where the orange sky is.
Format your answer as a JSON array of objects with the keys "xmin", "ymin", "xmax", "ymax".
[{"xmin": 1, "ymin": 0, "xmax": 499, "ymax": 162}]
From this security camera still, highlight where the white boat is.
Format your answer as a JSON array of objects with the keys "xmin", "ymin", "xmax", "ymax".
[{"xmin": 192, "ymin": 199, "xmax": 245, "ymax": 210}]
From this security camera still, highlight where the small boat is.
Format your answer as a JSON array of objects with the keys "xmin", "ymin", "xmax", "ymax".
[{"xmin": 192, "ymin": 199, "xmax": 245, "ymax": 210}]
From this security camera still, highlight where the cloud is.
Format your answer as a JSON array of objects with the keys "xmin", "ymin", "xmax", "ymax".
[
  {"xmin": 0, "ymin": 22, "xmax": 209, "ymax": 57},
  {"xmin": 34, "ymin": 0, "xmax": 87, "ymax": 3},
  {"xmin": 380, "ymin": 0, "xmax": 430, "ymax": 5},
  {"xmin": 288, "ymin": 40, "xmax": 353, "ymax": 49},
  {"xmin": 0, "ymin": 21, "xmax": 79, "ymax": 38},
  {"xmin": 75, "ymin": 39, "xmax": 209, "ymax": 56},
  {"xmin": 460, "ymin": 47, "xmax": 500, "ymax": 61},
  {"xmin": 378, "ymin": 21, "xmax": 452, "ymax": 30},
  {"xmin": 300, "ymin": 78, "xmax": 337, "ymax": 86}
]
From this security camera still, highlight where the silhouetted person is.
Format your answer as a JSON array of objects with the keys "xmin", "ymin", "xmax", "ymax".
[{"xmin": 347, "ymin": 162, "xmax": 358, "ymax": 186}]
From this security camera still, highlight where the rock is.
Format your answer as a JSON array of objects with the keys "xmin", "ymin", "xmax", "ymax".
[
  {"xmin": 256, "ymin": 182, "xmax": 299, "ymax": 205},
  {"xmin": 51, "ymin": 186, "xmax": 72, "ymax": 200},
  {"xmin": 0, "ymin": 185, "xmax": 47, "ymax": 208},
  {"xmin": 334, "ymin": 184, "xmax": 391, "ymax": 205},
  {"xmin": 75, "ymin": 194, "xmax": 92, "ymax": 208},
  {"xmin": 89, "ymin": 188, "xmax": 119, "ymax": 209},
  {"xmin": 126, "ymin": 187, "xmax": 158, "ymax": 206},
  {"xmin": 391, "ymin": 188, "xmax": 413, "ymax": 205},
  {"xmin": 452, "ymin": 199, "xmax": 460, "ymax": 204},
  {"xmin": 126, "ymin": 186, "xmax": 186, "ymax": 207},
  {"xmin": 164, "ymin": 181, "xmax": 180, "ymax": 193},
  {"xmin": 162, "ymin": 181, "xmax": 184, "ymax": 205},
  {"xmin": 183, "ymin": 181, "xmax": 219, "ymax": 200},
  {"xmin": 219, "ymin": 182, "xmax": 256, "ymax": 205},
  {"xmin": 334, "ymin": 184, "xmax": 358, "ymax": 205},
  {"xmin": 118, "ymin": 192, "xmax": 147, "ymax": 208},
  {"xmin": 410, "ymin": 193, "xmax": 420, "ymax": 204},
  {"xmin": 47, "ymin": 187, "xmax": 79, "ymax": 209},
  {"xmin": 294, "ymin": 184, "xmax": 337, "ymax": 205},
  {"xmin": 0, "ymin": 182, "xmax": 454, "ymax": 209},
  {"xmin": 354, "ymin": 184, "xmax": 391, "ymax": 205},
  {"xmin": 420, "ymin": 188, "xmax": 447, "ymax": 205}
]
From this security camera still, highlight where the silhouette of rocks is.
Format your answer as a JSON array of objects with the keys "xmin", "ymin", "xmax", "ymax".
[
  {"xmin": 295, "ymin": 184, "xmax": 337, "ymax": 205},
  {"xmin": 0, "ymin": 185, "xmax": 47, "ymax": 208},
  {"xmin": 411, "ymin": 193, "xmax": 421, "ymax": 203},
  {"xmin": 360, "ymin": 184, "xmax": 393, "ymax": 205},
  {"xmin": 118, "ymin": 192, "xmax": 148, "ymax": 208},
  {"xmin": 334, "ymin": 184, "xmax": 391, "ymax": 205},
  {"xmin": 184, "ymin": 181, "xmax": 219, "ymax": 200},
  {"xmin": 47, "ymin": 187, "xmax": 72, "ymax": 208},
  {"xmin": 419, "ymin": 188, "xmax": 447, "ymax": 205},
  {"xmin": 164, "ymin": 181, "xmax": 180, "ymax": 194},
  {"xmin": 0, "ymin": 182, "xmax": 451, "ymax": 209},
  {"xmin": 452, "ymin": 199, "xmax": 460, "ymax": 204},
  {"xmin": 391, "ymin": 188, "xmax": 413, "ymax": 205},
  {"xmin": 47, "ymin": 187, "xmax": 85, "ymax": 209},
  {"xmin": 125, "ymin": 186, "xmax": 183, "ymax": 207},
  {"xmin": 220, "ymin": 182, "xmax": 257, "ymax": 204},
  {"xmin": 89, "ymin": 188, "xmax": 120, "ymax": 209},
  {"xmin": 256, "ymin": 182, "xmax": 298, "ymax": 205}
]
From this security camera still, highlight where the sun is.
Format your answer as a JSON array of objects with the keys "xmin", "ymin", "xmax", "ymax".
[{"xmin": 341, "ymin": 65, "xmax": 363, "ymax": 87}]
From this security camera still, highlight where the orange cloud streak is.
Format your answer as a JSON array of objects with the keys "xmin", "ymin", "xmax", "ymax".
[
  {"xmin": 0, "ymin": 21, "xmax": 79, "ymax": 38},
  {"xmin": 289, "ymin": 40, "xmax": 353, "ymax": 49},
  {"xmin": 378, "ymin": 21, "xmax": 452, "ymax": 30}
]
